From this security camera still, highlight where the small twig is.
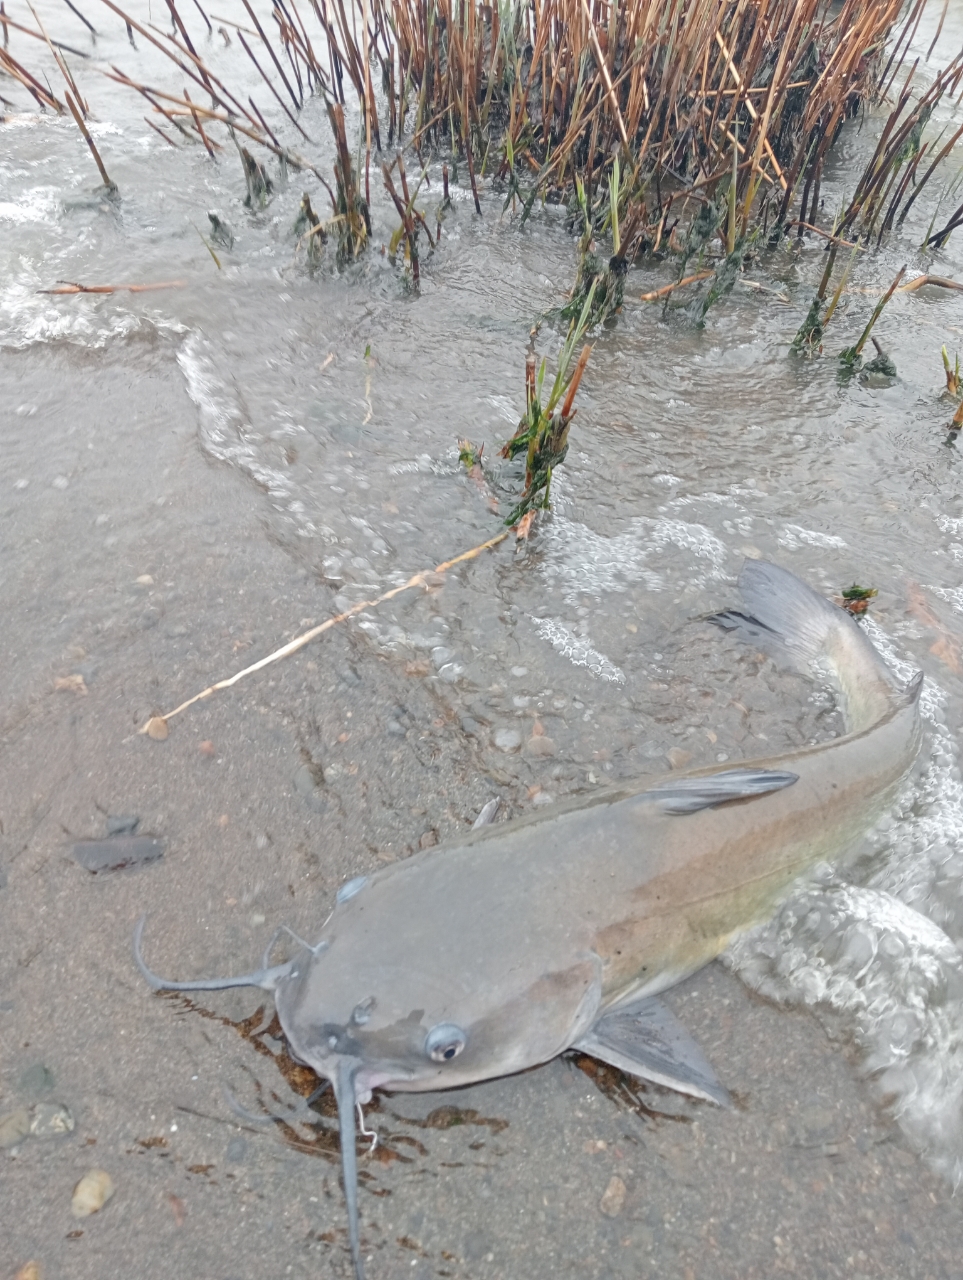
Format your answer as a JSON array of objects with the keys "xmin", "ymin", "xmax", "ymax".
[
  {"xmin": 60, "ymin": 0, "xmax": 97, "ymax": 36},
  {"xmin": 64, "ymin": 89, "xmax": 115, "ymax": 188},
  {"xmin": 0, "ymin": 11, "xmax": 90, "ymax": 56},
  {"xmin": 144, "ymin": 115, "xmax": 178, "ymax": 146},
  {"xmin": 579, "ymin": 0, "xmax": 628, "ymax": 150},
  {"xmin": 789, "ymin": 221, "xmax": 863, "ymax": 249},
  {"xmin": 139, "ymin": 531, "xmax": 512, "ymax": 735},
  {"xmin": 640, "ymin": 270, "xmax": 714, "ymax": 301},
  {"xmin": 40, "ymin": 279, "xmax": 186, "ymax": 293},
  {"xmin": 897, "ymin": 273, "xmax": 963, "ymax": 294}
]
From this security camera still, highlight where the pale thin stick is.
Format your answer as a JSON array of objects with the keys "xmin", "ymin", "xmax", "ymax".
[
  {"xmin": 40, "ymin": 279, "xmax": 186, "ymax": 293},
  {"xmin": 640, "ymin": 270, "xmax": 713, "ymax": 301},
  {"xmin": 140, "ymin": 531, "xmax": 511, "ymax": 734},
  {"xmin": 714, "ymin": 31, "xmax": 787, "ymax": 191},
  {"xmin": 579, "ymin": 0, "xmax": 628, "ymax": 149},
  {"xmin": 64, "ymin": 89, "xmax": 115, "ymax": 188},
  {"xmin": 790, "ymin": 221, "xmax": 863, "ymax": 249}
]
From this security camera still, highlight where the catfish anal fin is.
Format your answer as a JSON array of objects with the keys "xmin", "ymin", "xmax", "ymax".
[{"xmin": 574, "ymin": 995, "xmax": 731, "ymax": 1107}]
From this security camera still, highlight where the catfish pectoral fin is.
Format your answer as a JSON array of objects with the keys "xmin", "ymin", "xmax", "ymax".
[
  {"xmin": 573, "ymin": 995, "xmax": 731, "ymax": 1108},
  {"xmin": 642, "ymin": 767, "xmax": 798, "ymax": 815}
]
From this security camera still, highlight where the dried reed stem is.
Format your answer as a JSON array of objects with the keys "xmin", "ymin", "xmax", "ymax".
[{"xmin": 140, "ymin": 530, "xmax": 511, "ymax": 734}]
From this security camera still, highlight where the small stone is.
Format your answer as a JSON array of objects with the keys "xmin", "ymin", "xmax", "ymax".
[
  {"xmin": 668, "ymin": 747, "xmax": 692, "ymax": 769},
  {"xmin": 0, "ymin": 1107, "xmax": 31, "ymax": 1149},
  {"xmin": 136, "ymin": 574, "xmax": 154, "ymax": 585},
  {"xmin": 105, "ymin": 815, "xmax": 139, "ymax": 836},
  {"xmin": 198, "ymin": 740, "xmax": 216, "ymax": 757},
  {"xmin": 510, "ymin": 666, "xmax": 528, "ymax": 678},
  {"xmin": 294, "ymin": 764, "xmax": 327, "ymax": 813},
  {"xmin": 599, "ymin": 1174, "xmax": 626, "ymax": 1217},
  {"xmin": 493, "ymin": 729, "xmax": 522, "ymax": 753},
  {"xmin": 71, "ymin": 1170, "xmax": 114, "ymax": 1218},
  {"xmin": 52, "ymin": 475, "xmax": 69, "ymax": 490},
  {"xmin": 419, "ymin": 830, "xmax": 438, "ymax": 850},
  {"xmin": 525, "ymin": 735, "xmax": 556, "ymax": 757},
  {"xmin": 29, "ymin": 1102, "xmax": 74, "ymax": 1139},
  {"xmin": 146, "ymin": 717, "xmax": 169, "ymax": 741},
  {"xmin": 226, "ymin": 1136, "xmax": 248, "ymax": 1163},
  {"xmin": 386, "ymin": 719, "xmax": 405, "ymax": 736},
  {"xmin": 14, "ymin": 1263, "xmax": 41, "ymax": 1280},
  {"xmin": 72, "ymin": 836, "xmax": 163, "ymax": 874},
  {"xmin": 19, "ymin": 1064, "xmax": 55, "ymax": 1095}
]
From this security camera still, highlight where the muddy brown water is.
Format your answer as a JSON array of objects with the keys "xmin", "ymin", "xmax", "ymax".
[{"xmin": 4, "ymin": 2, "xmax": 963, "ymax": 1276}]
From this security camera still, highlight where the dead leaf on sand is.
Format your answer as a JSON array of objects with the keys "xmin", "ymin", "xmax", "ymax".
[
  {"xmin": 54, "ymin": 674, "xmax": 87, "ymax": 695},
  {"xmin": 515, "ymin": 510, "xmax": 536, "ymax": 540}
]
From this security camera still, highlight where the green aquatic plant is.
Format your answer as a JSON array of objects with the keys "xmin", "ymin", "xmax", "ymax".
[
  {"xmin": 502, "ymin": 280, "xmax": 597, "ymax": 527},
  {"xmin": 839, "ymin": 264, "xmax": 906, "ymax": 372}
]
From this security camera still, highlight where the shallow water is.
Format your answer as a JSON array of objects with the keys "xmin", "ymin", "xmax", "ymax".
[{"xmin": 3, "ymin": 1, "xmax": 963, "ymax": 1275}]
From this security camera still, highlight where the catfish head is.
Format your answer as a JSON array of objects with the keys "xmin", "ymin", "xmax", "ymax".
[{"xmin": 133, "ymin": 877, "xmax": 602, "ymax": 1280}]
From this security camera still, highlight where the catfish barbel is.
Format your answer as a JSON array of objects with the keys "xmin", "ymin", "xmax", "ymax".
[{"xmin": 135, "ymin": 559, "xmax": 923, "ymax": 1278}]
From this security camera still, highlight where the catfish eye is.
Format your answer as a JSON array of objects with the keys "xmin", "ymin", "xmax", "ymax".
[{"xmin": 425, "ymin": 1023, "xmax": 467, "ymax": 1063}]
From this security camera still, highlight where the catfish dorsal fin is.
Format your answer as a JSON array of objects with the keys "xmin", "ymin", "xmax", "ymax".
[{"xmin": 642, "ymin": 768, "xmax": 798, "ymax": 815}]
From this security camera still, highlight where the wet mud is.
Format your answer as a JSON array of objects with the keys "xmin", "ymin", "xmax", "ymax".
[{"xmin": 4, "ymin": 1, "xmax": 963, "ymax": 1276}]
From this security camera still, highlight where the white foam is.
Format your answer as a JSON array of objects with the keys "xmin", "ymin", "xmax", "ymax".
[
  {"xmin": 540, "ymin": 512, "xmax": 726, "ymax": 604},
  {"xmin": 727, "ymin": 885, "xmax": 963, "ymax": 1185},
  {"xmin": 177, "ymin": 333, "xmax": 303, "ymax": 516},
  {"xmin": 529, "ymin": 616, "xmax": 625, "ymax": 683},
  {"xmin": 777, "ymin": 523, "xmax": 847, "ymax": 550},
  {"xmin": 727, "ymin": 612, "xmax": 963, "ymax": 1183}
]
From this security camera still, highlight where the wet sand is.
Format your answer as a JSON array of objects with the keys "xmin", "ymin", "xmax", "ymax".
[{"xmin": 2, "ymin": 343, "xmax": 962, "ymax": 1280}]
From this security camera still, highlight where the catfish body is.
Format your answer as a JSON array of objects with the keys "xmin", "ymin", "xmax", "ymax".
[
  {"xmin": 136, "ymin": 560, "xmax": 923, "ymax": 1279},
  {"xmin": 275, "ymin": 677, "xmax": 920, "ymax": 1098}
]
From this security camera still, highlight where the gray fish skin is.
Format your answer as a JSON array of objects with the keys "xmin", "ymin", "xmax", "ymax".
[{"xmin": 274, "ymin": 561, "xmax": 922, "ymax": 1099}]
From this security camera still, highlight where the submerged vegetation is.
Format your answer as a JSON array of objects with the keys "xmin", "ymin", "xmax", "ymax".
[
  {"xmin": 11, "ymin": 0, "xmax": 960, "ymax": 275},
  {"xmin": 6, "ymin": 0, "xmax": 963, "ymax": 398}
]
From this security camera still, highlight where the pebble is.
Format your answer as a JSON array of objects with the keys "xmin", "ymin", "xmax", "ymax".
[
  {"xmin": 525, "ymin": 735, "xmax": 556, "ymax": 758},
  {"xmin": 599, "ymin": 1174, "xmax": 627, "ymax": 1217},
  {"xmin": 71, "ymin": 836, "xmax": 164, "ymax": 874},
  {"xmin": 668, "ymin": 747, "xmax": 693, "ymax": 769},
  {"xmin": 14, "ymin": 1264, "xmax": 41, "ymax": 1280},
  {"xmin": 0, "ymin": 1108, "xmax": 31, "ymax": 1150},
  {"xmin": 493, "ymin": 729, "xmax": 522, "ymax": 753},
  {"xmin": 29, "ymin": 1102, "xmax": 74, "ymax": 1139},
  {"xmin": 226, "ymin": 1136, "xmax": 248, "ymax": 1163},
  {"xmin": 105, "ymin": 815, "xmax": 139, "ymax": 836},
  {"xmin": 71, "ymin": 1170, "xmax": 115, "ymax": 1218},
  {"xmin": 294, "ymin": 764, "xmax": 327, "ymax": 813},
  {"xmin": 419, "ymin": 830, "xmax": 438, "ymax": 849},
  {"xmin": 19, "ymin": 1064, "xmax": 54, "ymax": 1094}
]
